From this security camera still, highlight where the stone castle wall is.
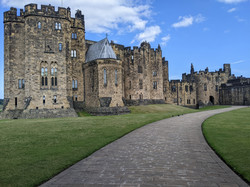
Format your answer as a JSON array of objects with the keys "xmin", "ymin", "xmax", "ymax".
[
  {"xmin": 220, "ymin": 78, "xmax": 250, "ymax": 105},
  {"xmin": 3, "ymin": 4, "xmax": 85, "ymax": 117},
  {"xmin": 3, "ymin": 3, "xmax": 247, "ymax": 119}
]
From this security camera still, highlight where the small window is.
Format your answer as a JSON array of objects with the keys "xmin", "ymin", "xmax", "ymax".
[
  {"xmin": 204, "ymin": 84, "xmax": 207, "ymax": 91},
  {"xmin": 54, "ymin": 95, "xmax": 57, "ymax": 104},
  {"xmin": 185, "ymin": 85, "xmax": 188, "ymax": 92},
  {"xmin": 164, "ymin": 87, "xmax": 166, "ymax": 92},
  {"xmin": 55, "ymin": 22, "xmax": 61, "ymax": 30},
  {"xmin": 15, "ymin": 97, "xmax": 17, "ymax": 107},
  {"xmin": 22, "ymin": 79, "xmax": 25, "ymax": 88},
  {"xmin": 51, "ymin": 68, "xmax": 54, "ymax": 76},
  {"xmin": 71, "ymin": 50, "xmax": 77, "ymax": 58},
  {"xmin": 187, "ymin": 99, "xmax": 191, "ymax": 104},
  {"xmin": 193, "ymin": 99, "xmax": 196, "ymax": 104},
  {"xmin": 42, "ymin": 77, "xmax": 44, "ymax": 86},
  {"xmin": 153, "ymin": 71, "xmax": 157, "ymax": 77},
  {"xmin": 59, "ymin": 43, "xmax": 62, "ymax": 51},
  {"xmin": 115, "ymin": 69, "xmax": 118, "ymax": 86},
  {"xmin": 153, "ymin": 81, "xmax": 157, "ymax": 89},
  {"xmin": 18, "ymin": 79, "xmax": 22, "ymax": 89},
  {"xmin": 129, "ymin": 81, "xmax": 132, "ymax": 89},
  {"xmin": 45, "ymin": 68, "xmax": 48, "ymax": 76},
  {"xmin": 104, "ymin": 69, "xmax": 107, "ymax": 86},
  {"xmin": 72, "ymin": 80, "xmax": 75, "ymax": 88},
  {"xmin": 38, "ymin": 22, "xmax": 41, "ymax": 29},
  {"xmin": 43, "ymin": 96, "xmax": 45, "ymax": 104},
  {"xmin": 41, "ymin": 68, "xmax": 44, "ymax": 76},
  {"xmin": 171, "ymin": 85, "xmax": 176, "ymax": 92},
  {"xmin": 139, "ymin": 94, "xmax": 143, "ymax": 100},
  {"xmin": 139, "ymin": 79, "xmax": 143, "ymax": 89},
  {"xmin": 75, "ymin": 80, "xmax": 78, "ymax": 89},
  {"xmin": 190, "ymin": 85, "xmax": 193, "ymax": 92},
  {"xmin": 129, "ymin": 95, "xmax": 132, "ymax": 100},
  {"xmin": 75, "ymin": 95, "xmax": 78, "ymax": 101},
  {"xmin": 55, "ymin": 68, "xmax": 57, "ymax": 76},
  {"xmin": 51, "ymin": 77, "xmax": 54, "ymax": 86},
  {"xmin": 216, "ymin": 85, "xmax": 218, "ymax": 92},
  {"xmin": 72, "ymin": 33, "xmax": 77, "ymax": 39},
  {"xmin": 55, "ymin": 77, "xmax": 57, "ymax": 86},
  {"xmin": 45, "ymin": 77, "xmax": 48, "ymax": 86},
  {"xmin": 138, "ymin": 65, "xmax": 143, "ymax": 73}
]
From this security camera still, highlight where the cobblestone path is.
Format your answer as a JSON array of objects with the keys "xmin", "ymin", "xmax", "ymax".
[{"xmin": 41, "ymin": 106, "xmax": 248, "ymax": 187}]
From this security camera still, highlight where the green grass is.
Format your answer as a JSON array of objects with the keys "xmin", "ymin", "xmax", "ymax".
[
  {"xmin": 198, "ymin": 105, "xmax": 230, "ymax": 111},
  {"xmin": 0, "ymin": 104, "xmax": 229, "ymax": 186},
  {"xmin": 203, "ymin": 107, "xmax": 250, "ymax": 183}
]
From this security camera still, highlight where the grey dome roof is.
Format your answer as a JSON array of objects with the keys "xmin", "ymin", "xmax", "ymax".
[{"xmin": 85, "ymin": 38, "xmax": 117, "ymax": 63}]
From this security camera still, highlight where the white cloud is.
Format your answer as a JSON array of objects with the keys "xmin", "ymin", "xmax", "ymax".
[
  {"xmin": 235, "ymin": 16, "xmax": 246, "ymax": 22},
  {"xmin": 227, "ymin": 7, "xmax": 237, "ymax": 13},
  {"xmin": 133, "ymin": 25, "xmax": 161, "ymax": 44},
  {"xmin": 231, "ymin": 60, "xmax": 244, "ymax": 64},
  {"xmin": 203, "ymin": 27, "xmax": 210, "ymax": 31},
  {"xmin": 217, "ymin": 0, "xmax": 247, "ymax": 3},
  {"xmin": 172, "ymin": 16, "xmax": 193, "ymax": 28},
  {"xmin": 172, "ymin": 14, "xmax": 205, "ymax": 28},
  {"xmin": 161, "ymin": 34, "xmax": 171, "ymax": 46},
  {"xmin": 1, "ymin": 0, "xmax": 152, "ymax": 34}
]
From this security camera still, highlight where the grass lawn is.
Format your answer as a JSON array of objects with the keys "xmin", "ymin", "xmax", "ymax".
[
  {"xmin": 203, "ymin": 107, "xmax": 250, "ymax": 183},
  {"xmin": 0, "ymin": 104, "xmax": 228, "ymax": 186}
]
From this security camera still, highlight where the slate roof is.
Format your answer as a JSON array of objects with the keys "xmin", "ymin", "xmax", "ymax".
[{"xmin": 85, "ymin": 38, "xmax": 117, "ymax": 63}]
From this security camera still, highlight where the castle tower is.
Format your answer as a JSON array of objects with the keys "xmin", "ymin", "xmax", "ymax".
[
  {"xmin": 83, "ymin": 38, "xmax": 129, "ymax": 115},
  {"xmin": 3, "ymin": 4, "xmax": 85, "ymax": 118}
]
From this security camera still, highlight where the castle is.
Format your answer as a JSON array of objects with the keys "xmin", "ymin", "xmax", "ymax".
[{"xmin": 1, "ymin": 4, "xmax": 249, "ymax": 119}]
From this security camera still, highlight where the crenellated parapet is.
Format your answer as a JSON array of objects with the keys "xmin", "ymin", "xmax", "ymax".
[
  {"xmin": 4, "ymin": 4, "xmax": 84, "ymax": 29},
  {"xmin": 4, "ymin": 7, "xmax": 24, "ymax": 23}
]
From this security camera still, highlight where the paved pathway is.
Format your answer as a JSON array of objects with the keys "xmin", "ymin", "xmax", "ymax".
[{"xmin": 42, "ymin": 106, "xmax": 249, "ymax": 187}]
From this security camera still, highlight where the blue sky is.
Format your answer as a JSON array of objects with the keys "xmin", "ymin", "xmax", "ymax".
[{"xmin": 0, "ymin": 0, "xmax": 250, "ymax": 99}]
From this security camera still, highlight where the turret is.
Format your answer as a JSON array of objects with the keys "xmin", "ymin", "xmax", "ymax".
[
  {"xmin": 223, "ymin": 64, "xmax": 231, "ymax": 76},
  {"xmin": 190, "ymin": 63, "xmax": 194, "ymax": 74}
]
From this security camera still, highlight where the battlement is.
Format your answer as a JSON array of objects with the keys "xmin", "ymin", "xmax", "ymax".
[{"xmin": 4, "ymin": 4, "xmax": 84, "ymax": 25}]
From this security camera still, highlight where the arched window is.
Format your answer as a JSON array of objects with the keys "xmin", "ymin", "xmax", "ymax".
[
  {"xmin": 38, "ymin": 22, "xmax": 41, "ymax": 29},
  {"xmin": 115, "ymin": 69, "xmax": 118, "ymax": 86},
  {"xmin": 51, "ymin": 68, "xmax": 54, "ymax": 76},
  {"xmin": 51, "ymin": 64, "xmax": 58, "ymax": 88},
  {"xmin": 51, "ymin": 77, "xmax": 54, "ymax": 86},
  {"xmin": 75, "ymin": 80, "xmax": 78, "ymax": 88},
  {"xmin": 104, "ymin": 69, "xmax": 107, "ymax": 86},
  {"xmin": 42, "ymin": 77, "xmax": 44, "ymax": 86},
  {"xmin": 58, "ymin": 23, "xmax": 61, "ymax": 30},
  {"xmin": 41, "ymin": 67, "xmax": 46, "ymax": 86},
  {"xmin": 45, "ymin": 77, "xmax": 48, "ymax": 86},
  {"xmin": 55, "ymin": 22, "xmax": 58, "ymax": 30},
  {"xmin": 41, "ymin": 68, "xmax": 44, "ymax": 76}
]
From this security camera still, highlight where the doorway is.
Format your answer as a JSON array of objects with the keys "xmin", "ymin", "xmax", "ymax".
[{"xmin": 209, "ymin": 96, "xmax": 214, "ymax": 105}]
